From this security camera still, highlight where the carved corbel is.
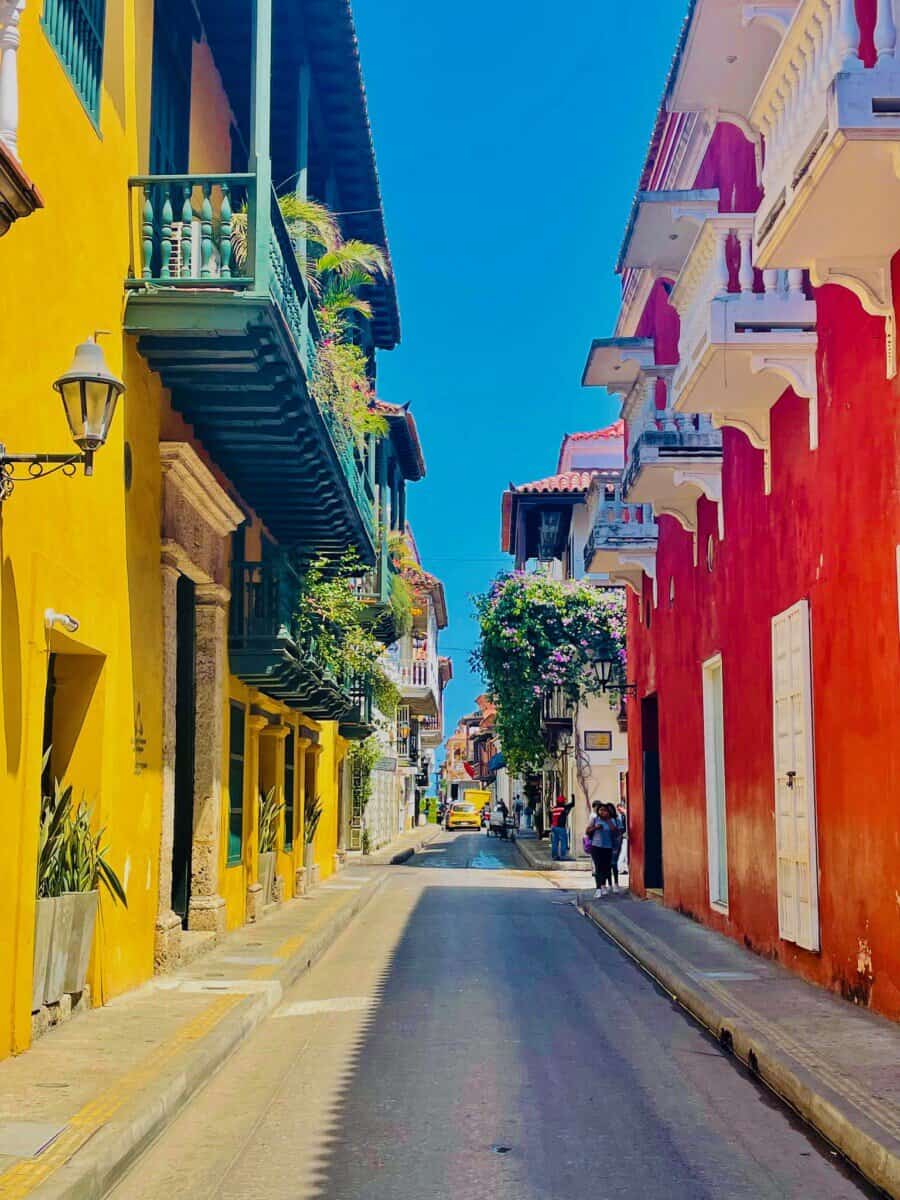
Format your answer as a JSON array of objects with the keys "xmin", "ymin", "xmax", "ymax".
[
  {"xmin": 673, "ymin": 468, "xmax": 725, "ymax": 540},
  {"xmin": 810, "ymin": 257, "xmax": 896, "ymax": 379},
  {"xmin": 749, "ymin": 350, "xmax": 819, "ymax": 449},
  {"xmin": 711, "ymin": 409, "xmax": 772, "ymax": 494}
]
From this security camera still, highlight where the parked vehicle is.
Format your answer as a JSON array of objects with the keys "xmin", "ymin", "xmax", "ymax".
[{"xmin": 446, "ymin": 802, "xmax": 481, "ymax": 831}]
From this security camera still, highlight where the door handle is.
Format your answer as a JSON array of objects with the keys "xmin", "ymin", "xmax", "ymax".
[{"xmin": 785, "ymin": 770, "xmax": 796, "ymax": 790}]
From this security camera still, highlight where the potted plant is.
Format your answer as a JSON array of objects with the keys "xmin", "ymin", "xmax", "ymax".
[
  {"xmin": 257, "ymin": 786, "xmax": 283, "ymax": 905},
  {"xmin": 303, "ymin": 793, "xmax": 323, "ymax": 889},
  {"xmin": 33, "ymin": 777, "xmax": 127, "ymax": 1010}
]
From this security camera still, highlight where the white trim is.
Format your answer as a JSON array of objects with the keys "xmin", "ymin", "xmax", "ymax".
[{"xmin": 701, "ymin": 653, "xmax": 729, "ymax": 913}]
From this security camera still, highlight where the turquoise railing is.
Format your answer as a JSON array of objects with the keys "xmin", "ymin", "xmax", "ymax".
[
  {"xmin": 127, "ymin": 174, "xmax": 376, "ymax": 548},
  {"xmin": 127, "ymin": 174, "xmax": 256, "ymax": 286}
]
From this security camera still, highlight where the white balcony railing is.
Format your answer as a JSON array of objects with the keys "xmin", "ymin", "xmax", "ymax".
[
  {"xmin": 670, "ymin": 214, "xmax": 817, "ymax": 489},
  {"xmin": 0, "ymin": 0, "xmax": 24, "ymax": 160},
  {"xmin": 750, "ymin": 0, "xmax": 900, "ymax": 377},
  {"xmin": 752, "ymin": 0, "xmax": 890, "ymax": 215}
]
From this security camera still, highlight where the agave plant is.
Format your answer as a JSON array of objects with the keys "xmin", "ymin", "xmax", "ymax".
[
  {"xmin": 304, "ymin": 793, "xmax": 324, "ymax": 846},
  {"xmin": 258, "ymin": 786, "xmax": 284, "ymax": 854},
  {"xmin": 37, "ymin": 777, "xmax": 127, "ymax": 906}
]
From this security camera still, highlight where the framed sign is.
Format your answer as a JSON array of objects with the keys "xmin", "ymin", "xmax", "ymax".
[{"xmin": 585, "ymin": 730, "xmax": 613, "ymax": 751}]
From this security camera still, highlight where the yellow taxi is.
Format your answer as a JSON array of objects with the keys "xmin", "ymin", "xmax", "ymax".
[{"xmin": 446, "ymin": 800, "xmax": 482, "ymax": 830}]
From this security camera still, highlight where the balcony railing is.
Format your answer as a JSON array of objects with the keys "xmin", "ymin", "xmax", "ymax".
[
  {"xmin": 750, "ymin": 0, "xmax": 900, "ymax": 377},
  {"xmin": 394, "ymin": 658, "xmax": 439, "ymax": 694},
  {"xmin": 623, "ymin": 372, "xmax": 723, "ymax": 538},
  {"xmin": 127, "ymin": 173, "xmax": 375, "ymax": 550},
  {"xmin": 584, "ymin": 485, "xmax": 658, "ymax": 596},
  {"xmin": 670, "ymin": 214, "xmax": 817, "ymax": 485}
]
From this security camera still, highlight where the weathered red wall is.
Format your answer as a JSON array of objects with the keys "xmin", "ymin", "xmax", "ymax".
[{"xmin": 625, "ymin": 122, "xmax": 900, "ymax": 1019}]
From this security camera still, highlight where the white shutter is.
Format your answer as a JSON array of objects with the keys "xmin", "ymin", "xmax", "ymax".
[{"xmin": 771, "ymin": 600, "xmax": 819, "ymax": 951}]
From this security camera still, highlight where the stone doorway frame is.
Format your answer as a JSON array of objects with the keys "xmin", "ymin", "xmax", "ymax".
[{"xmin": 154, "ymin": 443, "xmax": 244, "ymax": 972}]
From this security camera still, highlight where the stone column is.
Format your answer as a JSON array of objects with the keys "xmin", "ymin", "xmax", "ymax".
[
  {"xmin": 306, "ymin": 743, "xmax": 324, "ymax": 889},
  {"xmin": 334, "ymin": 734, "xmax": 350, "ymax": 869},
  {"xmin": 294, "ymin": 733, "xmax": 311, "ymax": 895},
  {"xmin": 187, "ymin": 583, "xmax": 230, "ymax": 933},
  {"xmin": 245, "ymin": 714, "xmax": 269, "ymax": 922},
  {"xmin": 154, "ymin": 558, "xmax": 184, "ymax": 971}
]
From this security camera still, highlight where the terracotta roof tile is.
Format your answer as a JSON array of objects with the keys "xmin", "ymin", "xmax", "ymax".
[{"xmin": 514, "ymin": 471, "xmax": 597, "ymax": 495}]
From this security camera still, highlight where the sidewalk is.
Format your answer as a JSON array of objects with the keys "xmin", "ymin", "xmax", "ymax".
[
  {"xmin": 514, "ymin": 829, "xmax": 592, "ymax": 872},
  {"xmin": 572, "ymin": 891, "xmax": 900, "ymax": 1198},
  {"xmin": 0, "ymin": 827, "xmax": 432, "ymax": 1200}
]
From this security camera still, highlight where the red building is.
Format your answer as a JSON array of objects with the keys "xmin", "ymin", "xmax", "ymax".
[{"xmin": 584, "ymin": 0, "xmax": 900, "ymax": 1018}]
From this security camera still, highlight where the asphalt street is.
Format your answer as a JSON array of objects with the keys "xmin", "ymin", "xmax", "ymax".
[{"xmin": 110, "ymin": 830, "xmax": 877, "ymax": 1199}]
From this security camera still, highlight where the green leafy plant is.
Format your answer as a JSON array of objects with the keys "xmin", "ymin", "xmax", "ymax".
[
  {"xmin": 232, "ymin": 194, "xmax": 389, "ymax": 443},
  {"xmin": 361, "ymin": 828, "xmax": 372, "ymax": 856},
  {"xmin": 472, "ymin": 573, "xmax": 627, "ymax": 775},
  {"xmin": 258, "ymin": 786, "xmax": 284, "ymax": 854},
  {"xmin": 304, "ymin": 793, "xmax": 324, "ymax": 846},
  {"xmin": 295, "ymin": 552, "xmax": 398, "ymax": 716},
  {"xmin": 37, "ymin": 775, "xmax": 127, "ymax": 906},
  {"xmin": 348, "ymin": 735, "xmax": 381, "ymax": 809}
]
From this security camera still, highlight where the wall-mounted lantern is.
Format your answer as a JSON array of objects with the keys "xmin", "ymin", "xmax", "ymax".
[
  {"xmin": 0, "ymin": 335, "xmax": 125, "ymax": 501},
  {"xmin": 584, "ymin": 642, "xmax": 636, "ymax": 697}
]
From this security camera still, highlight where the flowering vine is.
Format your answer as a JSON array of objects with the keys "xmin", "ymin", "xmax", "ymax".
[{"xmin": 471, "ymin": 572, "xmax": 626, "ymax": 774}]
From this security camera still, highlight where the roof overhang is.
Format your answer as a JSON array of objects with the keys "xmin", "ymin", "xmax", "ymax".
[
  {"xmin": 581, "ymin": 337, "xmax": 656, "ymax": 390},
  {"xmin": 669, "ymin": 0, "xmax": 796, "ymax": 120},
  {"xmin": 617, "ymin": 189, "xmax": 719, "ymax": 274},
  {"xmin": 384, "ymin": 406, "xmax": 426, "ymax": 480}
]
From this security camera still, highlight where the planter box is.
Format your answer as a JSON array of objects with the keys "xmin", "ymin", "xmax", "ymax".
[
  {"xmin": 258, "ymin": 851, "xmax": 276, "ymax": 906},
  {"xmin": 63, "ymin": 891, "xmax": 98, "ymax": 994},
  {"xmin": 45, "ymin": 893, "xmax": 76, "ymax": 1005},
  {"xmin": 32, "ymin": 898, "xmax": 56, "ymax": 1013}
]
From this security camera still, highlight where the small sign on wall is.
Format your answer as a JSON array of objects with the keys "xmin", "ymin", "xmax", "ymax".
[{"xmin": 584, "ymin": 730, "xmax": 612, "ymax": 752}]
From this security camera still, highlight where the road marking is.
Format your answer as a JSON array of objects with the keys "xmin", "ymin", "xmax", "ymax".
[{"xmin": 274, "ymin": 996, "xmax": 373, "ymax": 1018}]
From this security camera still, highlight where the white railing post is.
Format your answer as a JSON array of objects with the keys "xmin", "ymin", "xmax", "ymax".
[
  {"xmin": 875, "ymin": 0, "xmax": 897, "ymax": 60},
  {"xmin": 837, "ymin": 0, "xmax": 861, "ymax": 68},
  {"xmin": 714, "ymin": 227, "xmax": 730, "ymax": 294},
  {"xmin": 738, "ymin": 230, "xmax": 754, "ymax": 294},
  {"xmin": 0, "ymin": 0, "xmax": 24, "ymax": 161}
]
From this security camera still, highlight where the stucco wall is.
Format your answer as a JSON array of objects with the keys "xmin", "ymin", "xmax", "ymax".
[{"xmin": 625, "ymin": 121, "xmax": 900, "ymax": 1018}]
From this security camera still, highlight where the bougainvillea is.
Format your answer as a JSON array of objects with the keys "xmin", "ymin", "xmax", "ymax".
[{"xmin": 471, "ymin": 572, "xmax": 626, "ymax": 774}]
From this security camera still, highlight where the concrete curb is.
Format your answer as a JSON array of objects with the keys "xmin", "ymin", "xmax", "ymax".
[
  {"xmin": 387, "ymin": 826, "xmax": 442, "ymax": 865},
  {"xmin": 34, "ymin": 873, "xmax": 390, "ymax": 1200},
  {"xmin": 514, "ymin": 836, "xmax": 591, "ymax": 873},
  {"xmin": 575, "ymin": 897, "xmax": 900, "ymax": 1200}
]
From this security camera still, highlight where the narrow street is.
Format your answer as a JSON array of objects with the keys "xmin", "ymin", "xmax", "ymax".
[{"xmin": 110, "ymin": 834, "xmax": 875, "ymax": 1200}]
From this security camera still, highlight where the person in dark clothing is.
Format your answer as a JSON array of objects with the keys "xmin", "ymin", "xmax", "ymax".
[
  {"xmin": 609, "ymin": 805, "xmax": 625, "ymax": 889},
  {"xmin": 549, "ymin": 794, "xmax": 575, "ymax": 860},
  {"xmin": 586, "ymin": 801, "xmax": 614, "ymax": 897}
]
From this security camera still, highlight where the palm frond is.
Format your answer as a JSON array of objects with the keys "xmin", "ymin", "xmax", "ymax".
[
  {"xmin": 316, "ymin": 239, "xmax": 388, "ymax": 281},
  {"xmin": 320, "ymin": 283, "xmax": 373, "ymax": 319},
  {"xmin": 277, "ymin": 196, "xmax": 341, "ymax": 251}
]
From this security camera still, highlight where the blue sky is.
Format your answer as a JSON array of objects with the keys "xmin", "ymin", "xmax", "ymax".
[{"xmin": 353, "ymin": 0, "xmax": 684, "ymax": 741}]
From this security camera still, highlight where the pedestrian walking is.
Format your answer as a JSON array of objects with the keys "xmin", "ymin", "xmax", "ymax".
[
  {"xmin": 514, "ymin": 794, "xmax": 524, "ymax": 829},
  {"xmin": 586, "ymin": 801, "xmax": 614, "ymax": 898},
  {"xmin": 609, "ymin": 804, "xmax": 625, "ymax": 890},
  {"xmin": 616, "ymin": 801, "xmax": 629, "ymax": 876},
  {"xmin": 549, "ymin": 794, "xmax": 575, "ymax": 860}
]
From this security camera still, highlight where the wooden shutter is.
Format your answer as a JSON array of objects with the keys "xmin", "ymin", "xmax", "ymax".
[{"xmin": 771, "ymin": 600, "xmax": 819, "ymax": 951}]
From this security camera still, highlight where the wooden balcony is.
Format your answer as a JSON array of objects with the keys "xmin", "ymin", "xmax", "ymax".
[
  {"xmin": 229, "ymin": 559, "xmax": 353, "ymax": 720},
  {"xmin": 671, "ymin": 214, "xmax": 817, "ymax": 491},
  {"xmin": 125, "ymin": 174, "xmax": 375, "ymax": 561},
  {"xmin": 750, "ymin": 0, "xmax": 900, "ymax": 376}
]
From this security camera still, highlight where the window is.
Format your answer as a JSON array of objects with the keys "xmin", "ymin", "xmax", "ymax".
[
  {"xmin": 702, "ymin": 655, "xmax": 728, "ymax": 911},
  {"xmin": 42, "ymin": 0, "xmax": 107, "ymax": 125},
  {"xmin": 283, "ymin": 730, "xmax": 295, "ymax": 851},
  {"xmin": 227, "ymin": 702, "xmax": 246, "ymax": 865}
]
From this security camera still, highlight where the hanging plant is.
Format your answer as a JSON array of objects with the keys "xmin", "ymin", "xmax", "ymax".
[{"xmin": 471, "ymin": 572, "xmax": 626, "ymax": 775}]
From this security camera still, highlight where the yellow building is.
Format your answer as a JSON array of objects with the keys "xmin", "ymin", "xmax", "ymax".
[{"xmin": 0, "ymin": 0, "xmax": 401, "ymax": 1059}]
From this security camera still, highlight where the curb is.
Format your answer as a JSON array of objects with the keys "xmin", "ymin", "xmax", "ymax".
[
  {"xmin": 388, "ymin": 826, "xmax": 442, "ymax": 865},
  {"xmin": 514, "ymin": 837, "xmax": 592, "ymax": 874},
  {"xmin": 33, "ymin": 874, "xmax": 390, "ymax": 1200},
  {"xmin": 575, "ymin": 897, "xmax": 900, "ymax": 1200}
]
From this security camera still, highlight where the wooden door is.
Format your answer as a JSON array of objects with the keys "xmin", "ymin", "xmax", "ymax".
[{"xmin": 771, "ymin": 600, "xmax": 819, "ymax": 951}]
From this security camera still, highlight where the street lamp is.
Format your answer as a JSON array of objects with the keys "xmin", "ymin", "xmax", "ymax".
[
  {"xmin": 0, "ymin": 335, "xmax": 125, "ymax": 501},
  {"xmin": 584, "ymin": 641, "xmax": 636, "ymax": 697}
]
